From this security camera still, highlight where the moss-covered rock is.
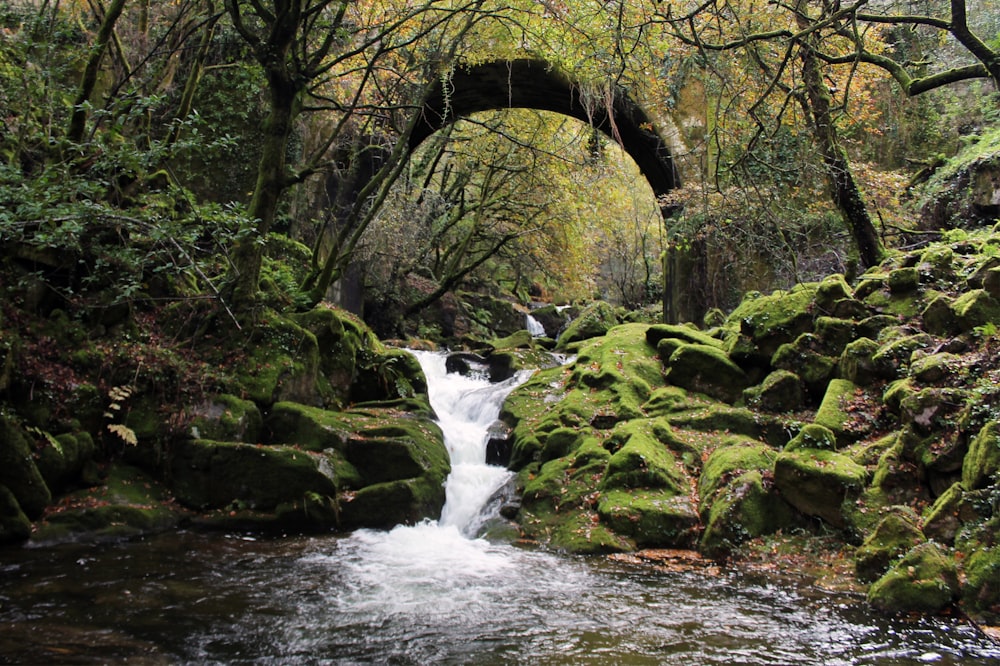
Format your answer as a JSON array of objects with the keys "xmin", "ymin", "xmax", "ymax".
[
  {"xmin": 867, "ymin": 542, "xmax": 959, "ymax": 614},
  {"xmin": 899, "ymin": 387, "xmax": 969, "ymax": 437},
  {"xmin": 961, "ymin": 545, "xmax": 1000, "ymax": 623},
  {"xmin": 773, "ymin": 448, "xmax": 867, "ymax": 527},
  {"xmin": 854, "ymin": 509, "xmax": 926, "ymax": 583},
  {"xmin": 951, "ymin": 289, "xmax": 1000, "ymax": 333},
  {"xmin": 814, "ymin": 378, "xmax": 863, "ymax": 447},
  {"xmin": 742, "ymin": 369, "xmax": 805, "ymax": 412},
  {"xmin": 596, "ymin": 489, "xmax": 699, "ymax": 548},
  {"xmin": 169, "ymin": 439, "xmax": 340, "ymax": 510},
  {"xmin": 921, "ymin": 294, "xmax": 954, "ymax": 336},
  {"xmin": 700, "ymin": 466, "xmax": 797, "ymax": 558},
  {"xmin": 489, "ymin": 329, "xmax": 534, "ymax": 351},
  {"xmin": 871, "ymin": 334, "xmax": 934, "ymax": 380},
  {"xmin": 31, "ymin": 464, "xmax": 184, "ymax": 544},
  {"xmin": 784, "ymin": 423, "xmax": 837, "ymax": 452},
  {"xmin": 0, "ymin": 483, "xmax": 31, "ymax": 544},
  {"xmin": 601, "ymin": 420, "xmax": 688, "ymax": 493},
  {"xmin": 0, "ymin": 415, "xmax": 51, "ymax": 519},
  {"xmin": 909, "ymin": 352, "xmax": 960, "ymax": 384},
  {"xmin": 815, "ymin": 274, "xmax": 854, "ymax": 309},
  {"xmin": 887, "ymin": 267, "xmax": 920, "ymax": 293},
  {"xmin": 839, "ymin": 337, "xmax": 890, "ymax": 386},
  {"xmin": 556, "ymin": 301, "xmax": 618, "ymax": 349},
  {"xmin": 666, "ymin": 343, "xmax": 749, "ymax": 403},
  {"xmin": 771, "ymin": 335, "xmax": 837, "ymax": 397},
  {"xmin": 187, "ymin": 394, "xmax": 262, "ymax": 443},
  {"xmin": 883, "ymin": 378, "xmax": 917, "ymax": 414},
  {"xmin": 646, "ymin": 323, "xmax": 723, "ymax": 349},
  {"xmin": 962, "ymin": 420, "xmax": 1000, "ymax": 490},
  {"xmin": 814, "ymin": 316, "xmax": 856, "ymax": 357},
  {"xmin": 725, "ymin": 284, "xmax": 818, "ymax": 366},
  {"xmin": 338, "ymin": 476, "xmax": 447, "ymax": 529},
  {"xmin": 921, "ymin": 482, "xmax": 968, "ymax": 544}
]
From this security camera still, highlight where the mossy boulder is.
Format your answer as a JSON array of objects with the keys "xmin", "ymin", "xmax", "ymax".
[
  {"xmin": 168, "ymin": 439, "xmax": 339, "ymax": 510},
  {"xmin": 814, "ymin": 316, "xmax": 856, "ymax": 356},
  {"xmin": 773, "ymin": 448, "xmax": 867, "ymax": 527},
  {"xmin": 556, "ymin": 301, "xmax": 618, "ymax": 348},
  {"xmin": 887, "ymin": 267, "xmax": 920, "ymax": 293},
  {"xmin": 697, "ymin": 439, "xmax": 777, "ymax": 505},
  {"xmin": 725, "ymin": 284, "xmax": 818, "ymax": 366},
  {"xmin": 338, "ymin": 476, "xmax": 447, "ymax": 529},
  {"xmin": 489, "ymin": 329, "xmax": 534, "ymax": 351},
  {"xmin": 666, "ymin": 343, "xmax": 749, "ymax": 403},
  {"xmin": 867, "ymin": 542, "xmax": 959, "ymax": 614},
  {"xmin": 854, "ymin": 509, "xmax": 926, "ymax": 583},
  {"xmin": 30, "ymin": 464, "xmax": 183, "ymax": 544},
  {"xmin": 815, "ymin": 274, "xmax": 854, "ymax": 309},
  {"xmin": 0, "ymin": 415, "xmax": 51, "ymax": 519},
  {"xmin": 33, "ymin": 430, "xmax": 94, "ymax": 493},
  {"xmin": 646, "ymin": 323, "xmax": 723, "ymax": 349},
  {"xmin": 962, "ymin": 421, "xmax": 1000, "ymax": 490},
  {"xmin": 601, "ymin": 421, "xmax": 688, "ymax": 493},
  {"xmin": 909, "ymin": 352, "xmax": 960, "ymax": 384},
  {"xmin": 871, "ymin": 334, "xmax": 934, "ymax": 381},
  {"xmin": 921, "ymin": 294, "xmax": 954, "ymax": 336},
  {"xmin": 839, "ymin": 337, "xmax": 889, "ymax": 386},
  {"xmin": 899, "ymin": 387, "xmax": 969, "ymax": 437},
  {"xmin": 952, "ymin": 289, "xmax": 1000, "ymax": 332},
  {"xmin": 961, "ymin": 545, "xmax": 1000, "ymax": 622},
  {"xmin": 187, "ymin": 394, "xmax": 263, "ymax": 442},
  {"xmin": 700, "ymin": 468, "xmax": 797, "ymax": 557},
  {"xmin": 596, "ymin": 489, "xmax": 699, "ymax": 548},
  {"xmin": 814, "ymin": 379, "xmax": 863, "ymax": 446},
  {"xmin": 921, "ymin": 482, "xmax": 969, "ymax": 544},
  {"xmin": 771, "ymin": 335, "xmax": 837, "ymax": 396},
  {"xmin": 784, "ymin": 423, "xmax": 837, "ymax": 452},
  {"xmin": 0, "ymin": 484, "xmax": 31, "ymax": 544},
  {"xmin": 237, "ymin": 314, "xmax": 325, "ymax": 407},
  {"xmin": 743, "ymin": 369, "xmax": 805, "ymax": 412}
]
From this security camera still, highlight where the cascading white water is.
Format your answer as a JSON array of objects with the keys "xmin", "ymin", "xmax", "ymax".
[
  {"xmin": 410, "ymin": 350, "xmax": 534, "ymax": 534},
  {"xmin": 526, "ymin": 313, "xmax": 546, "ymax": 337}
]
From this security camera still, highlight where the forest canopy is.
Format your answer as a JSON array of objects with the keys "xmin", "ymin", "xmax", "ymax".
[{"xmin": 0, "ymin": 0, "xmax": 997, "ymax": 334}]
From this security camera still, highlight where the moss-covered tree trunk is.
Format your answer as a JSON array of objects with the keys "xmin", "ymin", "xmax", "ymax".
[
  {"xmin": 66, "ymin": 0, "xmax": 129, "ymax": 145},
  {"xmin": 797, "ymin": 17, "xmax": 884, "ymax": 269}
]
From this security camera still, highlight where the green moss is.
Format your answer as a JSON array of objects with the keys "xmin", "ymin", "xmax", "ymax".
[
  {"xmin": 642, "ymin": 386, "xmax": 691, "ymax": 416},
  {"xmin": 700, "ymin": 469, "xmax": 797, "ymax": 558},
  {"xmin": 952, "ymin": 289, "xmax": 1000, "ymax": 332},
  {"xmin": 871, "ymin": 334, "xmax": 934, "ymax": 380},
  {"xmin": 773, "ymin": 448, "xmax": 867, "ymax": 528},
  {"xmin": 814, "ymin": 378, "xmax": 861, "ymax": 446},
  {"xmin": 188, "ymin": 394, "xmax": 262, "ymax": 443},
  {"xmin": 724, "ymin": 284, "xmax": 818, "ymax": 364},
  {"xmin": 961, "ymin": 545, "xmax": 1000, "ymax": 622},
  {"xmin": 667, "ymin": 404, "xmax": 763, "ymax": 440},
  {"xmin": 867, "ymin": 542, "xmax": 959, "ymax": 614},
  {"xmin": 815, "ymin": 274, "xmax": 854, "ymax": 309},
  {"xmin": 31, "ymin": 464, "xmax": 183, "ymax": 544},
  {"xmin": 556, "ymin": 301, "xmax": 618, "ymax": 349},
  {"xmin": 883, "ymin": 378, "xmax": 916, "ymax": 414},
  {"xmin": 601, "ymin": 420, "xmax": 688, "ymax": 493},
  {"xmin": 785, "ymin": 423, "xmax": 837, "ymax": 452},
  {"xmin": 489, "ymin": 329, "xmax": 534, "ymax": 350},
  {"xmin": 743, "ymin": 369, "xmax": 805, "ymax": 412},
  {"xmin": 0, "ymin": 415, "xmax": 51, "ymax": 519},
  {"xmin": 771, "ymin": 336, "xmax": 836, "ymax": 396},
  {"xmin": 922, "ymin": 482, "xmax": 966, "ymax": 544},
  {"xmin": 339, "ymin": 476, "xmax": 447, "ymax": 529},
  {"xmin": 962, "ymin": 421, "xmax": 1000, "ymax": 490},
  {"xmin": 854, "ymin": 509, "xmax": 926, "ymax": 583},
  {"xmin": 921, "ymin": 294, "xmax": 954, "ymax": 336},
  {"xmin": 698, "ymin": 439, "xmax": 779, "ymax": 506},
  {"xmin": 237, "ymin": 314, "xmax": 323, "ymax": 407},
  {"xmin": 666, "ymin": 343, "xmax": 748, "ymax": 403},
  {"xmin": 646, "ymin": 323, "xmax": 724, "ymax": 349},
  {"xmin": 887, "ymin": 267, "xmax": 920, "ymax": 293},
  {"xmin": 814, "ymin": 316, "xmax": 856, "ymax": 356},
  {"xmin": 596, "ymin": 489, "xmax": 699, "ymax": 548}
]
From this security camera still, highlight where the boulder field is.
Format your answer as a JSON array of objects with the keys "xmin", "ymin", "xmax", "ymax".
[
  {"xmin": 1, "ymin": 228, "xmax": 999, "ymax": 624},
  {"xmin": 501, "ymin": 228, "xmax": 1000, "ymax": 623}
]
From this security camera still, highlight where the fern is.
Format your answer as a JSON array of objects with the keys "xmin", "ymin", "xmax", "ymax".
[{"xmin": 107, "ymin": 423, "xmax": 138, "ymax": 446}]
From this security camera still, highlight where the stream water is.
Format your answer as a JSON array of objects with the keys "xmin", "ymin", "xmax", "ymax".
[{"xmin": 1, "ymin": 351, "xmax": 999, "ymax": 664}]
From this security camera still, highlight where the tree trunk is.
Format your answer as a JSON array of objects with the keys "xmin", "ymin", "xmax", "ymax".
[
  {"xmin": 797, "ymin": 19, "xmax": 884, "ymax": 268},
  {"xmin": 67, "ymin": 0, "xmax": 128, "ymax": 145},
  {"xmin": 230, "ymin": 76, "xmax": 300, "ymax": 305}
]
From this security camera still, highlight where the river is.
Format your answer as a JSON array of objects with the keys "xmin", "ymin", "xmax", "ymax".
[{"xmin": 1, "ymin": 351, "xmax": 998, "ymax": 664}]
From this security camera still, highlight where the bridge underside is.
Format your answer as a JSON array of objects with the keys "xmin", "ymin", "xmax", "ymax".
[{"xmin": 410, "ymin": 59, "xmax": 680, "ymax": 202}]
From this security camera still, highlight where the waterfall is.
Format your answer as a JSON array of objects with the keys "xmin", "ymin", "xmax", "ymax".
[
  {"xmin": 526, "ymin": 313, "xmax": 546, "ymax": 337},
  {"xmin": 409, "ymin": 350, "xmax": 532, "ymax": 535}
]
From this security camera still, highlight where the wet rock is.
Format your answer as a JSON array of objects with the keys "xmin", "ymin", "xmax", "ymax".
[
  {"xmin": 0, "ymin": 484, "xmax": 30, "ymax": 544},
  {"xmin": 596, "ymin": 489, "xmax": 699, "ymax": 548},
  {"xmin": 187, "ymin": 394, "xmax": 262, "ymax": 443},
  {"xmin": 0, "ymin": 415, "xmax": 51, "ymax": 519},
  {"xmin": 963, "ymin": 420, "xmax": 1000, "ymax": 490}
]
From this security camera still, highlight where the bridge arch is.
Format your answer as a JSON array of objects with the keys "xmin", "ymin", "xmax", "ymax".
[{"xmin": 409, "ymin": 59, "xmax": 681, "ymax": 207}]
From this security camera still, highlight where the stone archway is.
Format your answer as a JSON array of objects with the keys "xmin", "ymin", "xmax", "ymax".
[{"xmin": 409, "ymin": 59, "xmax": 680, "ymax": 207}]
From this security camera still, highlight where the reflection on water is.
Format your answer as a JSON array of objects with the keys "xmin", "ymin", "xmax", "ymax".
[{"xmin": 0, "ymin": 530, "xmax": 998, "ymax": 665}]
